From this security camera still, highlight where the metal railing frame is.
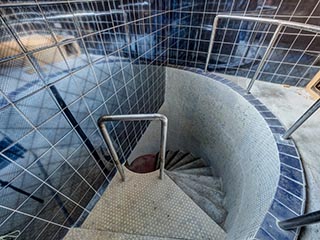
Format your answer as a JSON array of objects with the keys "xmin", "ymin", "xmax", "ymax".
[
  {"xmin": 278, "ymin": 210, "xmax": 320, "ymax": 230},
  {"xmin": 205, "ymin": 15, "xmax": 320, "ymax": 139},
  {"xmin": 98, "ymin": 114, "xmax": 168, "ymax": 181}
]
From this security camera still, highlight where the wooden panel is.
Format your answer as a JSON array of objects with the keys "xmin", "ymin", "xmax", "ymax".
[{"xmin": 306, "ymin": 70, "xmax": 320, "ymax": 100}]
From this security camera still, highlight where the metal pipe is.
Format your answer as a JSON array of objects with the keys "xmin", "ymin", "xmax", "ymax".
[
  {"xmin": 159, "ymin": 117, "xmax": 168, "ymax": 180},
  {"xmin": 283, "ymin": 98, "xmax": 320, "ymax": 139},
  {"xmin": 98, "ymin": 122, "xmax": 126, "ymax": 181},
  {"xmin": 216, "ymin": 15, "xmax": 320, "ymax": 34},
  {"xmin": 205, "ymin": 16, "xmax": 219, "ymax": 72},
  {"xmin": 205, "ymin": 15, "xmax": 320, "ymax": 92},
  {"xmin": 98, "ymin": 114, "xmax": 168, "ymax": 181},
  {"xmin": 278, "ymin": 210, "xmax": 320, "ymax": 230},
  {"xmin": 246, "ymin": 24, "xmax": 282, "ymax": 93}
]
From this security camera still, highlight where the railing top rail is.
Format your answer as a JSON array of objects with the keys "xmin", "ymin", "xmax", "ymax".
[
  {"xmin": 98, "ymin": 114, "xmax": 168, "ymax": 124},
  {"xmin": 206, "ymin": 14, "xmax": 320, "ymax": 140},
  {"xmin": 98, "ymin": 113, "xmax": 168, "ymax": 181},
  {"xmin": 216, "ymin": 14, "xmax": 320, "ymax": 33}
]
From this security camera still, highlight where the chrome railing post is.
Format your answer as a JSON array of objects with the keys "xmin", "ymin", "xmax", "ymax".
[
  {"xmin": 159, "ymin": 117, "xmax": 168, "ymax": 179},
  {"xmin": 205, "ymin": 16, "xmax": 220, "ymax": 72},
  {"xmin": 98, "ymin": 114, "xmax": 168, "ymax": 181},
  {"xmin": 283, "ymin": 98, "xmax": 320, "ymax": 139},
  {"xmin": 98, "ymin": 120, "xmax": 126, "ymax": 181},
  {"xmin": 246, "ymin": 24, "xmax": 282, "ymax": 93}
]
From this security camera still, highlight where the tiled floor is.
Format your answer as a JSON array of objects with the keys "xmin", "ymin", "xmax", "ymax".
[
  {"xmin": 65, "ymin": 169, "xmax": 226, "ymax": 240},
  {"xmin": 219, "ymin": 73, "xmax": 320, "ymax": 240}
]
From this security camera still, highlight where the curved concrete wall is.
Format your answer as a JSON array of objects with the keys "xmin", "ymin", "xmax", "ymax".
[{"xmin": 129, "ymin": 67, "xmax": 280, "ymax": 239}]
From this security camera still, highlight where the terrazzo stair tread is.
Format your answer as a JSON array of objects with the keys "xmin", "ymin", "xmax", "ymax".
[
  {"xmin": 171, "ymin": 158, "xmax": 208, "ymax": 171},
  {"xmin": 165, "ymin": 150, "xmax": 179, "ymax": 166},
  {"xmin": 165, "ymin": 151, "xmax": 188, "ymax": 170},
  {"xmin": 82, "ymin": 169, "xmax": 227, "ymax": 240},
  {"xmin": 167, "ymin": 153, "xmax": 197, "ymax": 170},
  {"xmin": 169, "ymin": 178, "xmax": 227, "ymax": 225},
  {"xmin": 172, "ymin": 167, "xmax": 214, "ymax": 176},
  {"xmin": 165, "ymin": 171, "xmax": 222, "ymax": 190},
  {"xmin": 64, "ymin": 228, "xmax": 180, "ymax": 240},
  {"xmin": 167, "ymin": 171, "xmax": 225, "ymax": 206}
]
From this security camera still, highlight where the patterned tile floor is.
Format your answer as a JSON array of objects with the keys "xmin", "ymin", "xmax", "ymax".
[
  {"xmin": 65, "ymin": 228, "xmax": 181, "ymax": 240},
  {"xmin": 65, "ymin": 169, "xmax": 226, "ymax": 240}
]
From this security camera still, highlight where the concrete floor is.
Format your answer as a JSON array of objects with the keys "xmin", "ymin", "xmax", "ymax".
[
  {"xmin": 65, "ymin": 169, "xmax": 226, "ymax": 240},
  {"xmin": 218, "ymin": 73, "xmax": 320, "ymax": 239}
]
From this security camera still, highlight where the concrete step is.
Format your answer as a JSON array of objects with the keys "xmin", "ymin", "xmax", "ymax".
[
  {"xmin": 172, "ymin": 167, "xmax": 214, "ymax": 176},
  {"xmin": 166, "ymin": 151, "xmax": 188, "ymax": 170},
  {"xmin": 167, "ymin": 171, "xmax": 225, "ymax": 206},
  {"xmin": 172, "ymin": 158, "xmax": 207, "ymax": 171},
  {"xmin": 156, "ymin": 150, "xmax": 174, "ymax": 169},
  {"xmin": 165, "ymin": 150, "xmax": 178, "ymax": 166},
  {"xmin": 64, "ymin": 228, "xmax": 179, "ymax": 240},
  {"xmin": 168, "ymin": 153, "xmax": 197, "ymax": 170},
  {"xmin": 166, "ymin": 171, "xmax": 222, "ymax": 190},
  {"xmin": 169, "ymin": 179, "xmax": 227, "ymax": 225}
]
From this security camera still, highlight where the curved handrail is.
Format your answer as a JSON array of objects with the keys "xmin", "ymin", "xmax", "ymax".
[
  {"xmin": 279, "ymin": 210, "xmax": 320, "ymax": 230},
  {"xmin": 205, "ymin": 15, "xmax": 320, "ymax": 139},
  {"xmin": 98, "ymin": 114, "xmax": 168, "ymax": 181}
]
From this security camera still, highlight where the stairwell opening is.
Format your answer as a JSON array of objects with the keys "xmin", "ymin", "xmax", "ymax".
[
  {"xmin": 125, "ymin": 154, "xmax": 158, "ymax": 173},
  {"xmin": 127, "ymin": 67, "xmax": 284, "ymax": 240}
]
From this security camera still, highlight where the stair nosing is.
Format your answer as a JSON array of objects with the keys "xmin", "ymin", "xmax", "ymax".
[
  {"xmin": 166, "ymin": 151, "xmax": 189, "ymax": 169},
  {"xmin": 168, "ymin": 154, "xmax": 198, "ymax": 170},
  {"xmin": 172, "ymin": 158, "xmax": 207, "ymax": 171}
]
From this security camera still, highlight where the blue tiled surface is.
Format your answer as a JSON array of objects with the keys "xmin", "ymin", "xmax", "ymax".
[
  {"xmin": 270, "ymin": 126, "xmax": 287, "ymax": 134},
  {"xmin": 280, "ymin": 164, "xmax": 303, "ymax": 184},
  {"xmin": 0, "ymin": 1, "xmax": 167, "ymax": 238},
  {"xmin": 168, "ymin": 0, "xmax": 320, "ymax": 87},
  {"xmin": 260, "ymin": 111, "xmax": 277, "ymax": 119},
  {"xmin": 280, "ymin": 153, "xmax": 302, "ymax": 170},
  {"xmin": 0, "ymin": 0, "xmax": 312, "ymax": 238},
  {"xmin": 274, "ymin": 187, "xmax": 303, "ymax": 215},
  {"xmin": 278, "ymin": 176, "xmax": 304, "ymax": 199},
  {"xmin": 277, "ymin": 144, "xmax": 299, "ymax": 157},
  {"xmin": 182, "ymin": 67, "xmax": 306, "ymax": 240},
  {"xmin": 256, "ymin": 228, "xmax": 274, "ymax": 240},
  {"xmin": 269, "ymin": 200, "xmax": 298, "ymax": 222},
  {"xmin": 261, "ymin": 213, "xmax": 296, "ymax": 240}
]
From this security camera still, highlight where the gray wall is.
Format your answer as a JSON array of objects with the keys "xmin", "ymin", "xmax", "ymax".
[{"xmin": 130, "ymin": 67, "xmax": 280, "ymax": 239}]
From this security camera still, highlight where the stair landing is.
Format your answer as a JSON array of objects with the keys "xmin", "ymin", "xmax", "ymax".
[
  {"xmin": 65, "ymin": 169, "xmax": 226, "ymax": 240},
  {"xmin": 65, "ymin": 228, "xmax": 182, "ymax": 240}
]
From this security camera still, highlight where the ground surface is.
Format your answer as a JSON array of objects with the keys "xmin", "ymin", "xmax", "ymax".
[
  {"xmin": 220, "ymin": 73, "xmax": 320, "ymax": 239},
  {"xmin": 65, "ymin": 169, "xmax": 226, "ymax": 240}
]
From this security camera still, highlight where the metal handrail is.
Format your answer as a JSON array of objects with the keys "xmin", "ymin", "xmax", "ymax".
[
  {"xmin": 205, "ymin": 15, "xmax": 320, "ymax": 139},
  {"xmin": 205, "ymin": 15, "xmax": 320, "ymax": 93},
  {"xmin": 204, "ymin": 15, "xmax": 320, "ymax": 231},
  {"xmin": 278, "ymin": 210, "xmax": 320, "ymax": 230},
  {"xmin": 98, "ymin": 114, "xmax": 168, "ymax": 181},
  {"xmin": 282, "ymin": 98, "xmax": 320, "ymax": 139}
]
